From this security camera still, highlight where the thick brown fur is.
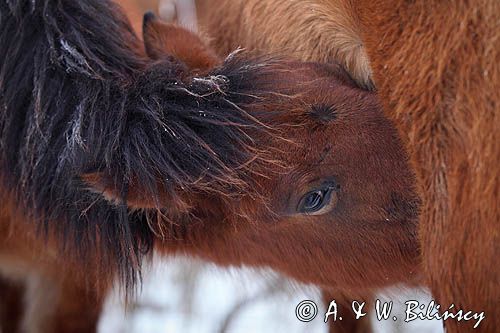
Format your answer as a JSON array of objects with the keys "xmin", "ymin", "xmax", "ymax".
[
  {"xmin": 355, "ymin": 1, "xmax": 500, "ymax": 331},
  {"xmin": 198, "ymin": 0, "xmax": 500, "ymax": 331},
  {"xmin": 197, "ymin": 0, "xmax": 373, "ymax": 89}
]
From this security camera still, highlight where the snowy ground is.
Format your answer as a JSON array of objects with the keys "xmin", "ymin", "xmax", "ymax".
[{"xmin": 99, "ymin": 256, "xmax": 443, "ymax": 333}]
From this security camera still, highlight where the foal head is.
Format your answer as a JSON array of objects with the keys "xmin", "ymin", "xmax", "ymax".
[{"xmin": 87, "ymin": 14, "xmax": 420, "ymax": 290}]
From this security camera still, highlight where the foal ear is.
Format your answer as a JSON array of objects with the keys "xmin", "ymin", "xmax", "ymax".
[
  {"xmin": 81, "ymin": 172, "xmax": 191, "ymax": 211},
  {"xmin": 142, "ymin": 12, "xmax": 219, "ymax": 71},
  {"xmin": 81, "ymin": 173, "xmax": 149, "ymax": 209}
]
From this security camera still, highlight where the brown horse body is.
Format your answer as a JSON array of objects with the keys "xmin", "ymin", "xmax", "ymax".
[
  {"xmin": 357, "ymin": 2, "xmax": 499, "ymax": 331},
  {"xmin": 197, "ymin": 0, "xmax": 373, "ymax": 89},
  {"xmin": 0, "ymin": 213, "xmax": 106, "ymax": 332},
  {"xmin": 0, "ymin": 0, "xmax": 420, "ymax": 332},
  {"xmin": 198, "ymin": 0, "xmax": 500, "ymax": 331}
]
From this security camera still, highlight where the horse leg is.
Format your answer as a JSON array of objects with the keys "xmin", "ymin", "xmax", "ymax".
[
  {"xmin": 158, "ymin": 0, "xmax": 198, "ymax": 31},
  {"xmin": 52, "ymin": 278, "xmax": 105, "ymax": 333},
  {"xmin": 322, "ymin": 289, "xmax": 372, "ymax": 333},
  {"xmin": 0, "ymin": 275, "xmax": 24, "ymax": 333},
  {"xmin": 20, "ymin": 271, "xmax": 106, "ymax": 333}
]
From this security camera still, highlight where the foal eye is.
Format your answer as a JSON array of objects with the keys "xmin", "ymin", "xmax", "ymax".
[
  {"xmin": 297, "ymin": 182, "xmax": 339, "ymax": 215},
  {"xmin": 302, "ymin": 191, "xmax": 324, "ymax": 211}
]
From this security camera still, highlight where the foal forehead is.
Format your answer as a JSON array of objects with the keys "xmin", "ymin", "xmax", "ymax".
[{"xmin": 309, "ymin": 104, "xmax": 338, "ymax": 123}]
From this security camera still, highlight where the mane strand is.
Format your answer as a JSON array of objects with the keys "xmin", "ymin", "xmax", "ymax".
[{"xmin": 0, "ymin": 0, "xmax": 285, "ymax": 289}]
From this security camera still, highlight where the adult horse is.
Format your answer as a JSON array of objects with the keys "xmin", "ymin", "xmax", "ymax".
[
  {"xmin": 197, "ymin": 0, "xmax": 500, "ymax": 331},
  {"xmin": 0, "ymin": 0, "xmax": 419, "ymax": 332},
  {"xmin": 196, "ymin": 0, "xmax": 374, "ymax": 89}
]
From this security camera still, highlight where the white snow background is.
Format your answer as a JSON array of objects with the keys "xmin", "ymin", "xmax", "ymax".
[{"xmin": 99, "ymin": 256, "xmax": 443, "ymax": 333}]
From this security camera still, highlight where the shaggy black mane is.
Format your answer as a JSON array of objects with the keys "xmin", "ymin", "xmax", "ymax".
[{"xmin": 0, "ymin": 0, "xmax": 282, "ymax": 288}]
